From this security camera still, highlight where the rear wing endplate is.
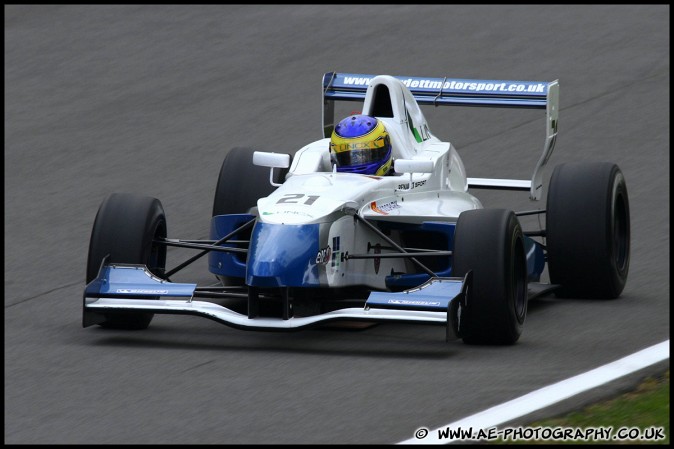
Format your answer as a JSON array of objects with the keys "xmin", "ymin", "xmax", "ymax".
[{"xmin": 322, "ymin": 72, "xmax": 559, "ymax": 200}]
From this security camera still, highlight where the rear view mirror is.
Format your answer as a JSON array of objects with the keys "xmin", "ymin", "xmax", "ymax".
[
  {"xmin": 253, "ymin": 151, "xmax": 290, "ymax": 169},
  {"xmin": 394, "ymin": 159, "xmax": 434, "ymax": 192},
  {"xmin": 253, "ymin": 151, "xmax": 290, "ymax": 187},
  {"xmin": 394, "ymin": 159, "xmax": 434, "ymax": 174}
]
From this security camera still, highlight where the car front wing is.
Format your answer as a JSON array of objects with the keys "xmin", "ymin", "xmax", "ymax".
[{"xmin": 83, "ymin": 263, "xmax": 471, "ymax": 341}]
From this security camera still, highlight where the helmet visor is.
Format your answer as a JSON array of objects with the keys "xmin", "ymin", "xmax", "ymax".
[{"xmin": 331, "ymin": 136, "xmax": 391, "ymax": 167}]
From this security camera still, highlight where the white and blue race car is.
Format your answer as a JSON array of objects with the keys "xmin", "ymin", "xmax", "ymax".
[{"xmin": 83, "ymin": 72, "xmax": 630, "ymax": 345}]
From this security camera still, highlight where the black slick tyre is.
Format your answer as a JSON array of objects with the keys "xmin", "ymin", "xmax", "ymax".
[
  {"xmin": 212, "ymin": 147, "xmax": 290, "ymax": 216},
  {"xmin": 453, "ymin": 209, "xmax": 528, "ymax": 345},
  {"xmin": 546, "ymin": 162, "xmax": 630, "ymax": 299},
  {"xmin": 86, "ymin": 193, "xmax": 168, "ymax": 329},
  {"xmin": 211, "ymin": 147, "xmax": 290, "ymax": 286}
]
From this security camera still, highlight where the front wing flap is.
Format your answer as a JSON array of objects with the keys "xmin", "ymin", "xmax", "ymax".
[{"xmin": 83, "ymin": 263, "xmax": 471, "ymax": 340}]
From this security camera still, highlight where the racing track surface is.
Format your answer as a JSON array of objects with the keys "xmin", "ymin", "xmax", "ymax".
[{"xmin": 5, "ymin": 5, "xmax": 669, "ymax": 444}]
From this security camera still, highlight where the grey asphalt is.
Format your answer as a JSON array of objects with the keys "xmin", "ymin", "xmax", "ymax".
[{"xmin": 5, "ymin": 5, "xmax": 669, "ymax": 444}]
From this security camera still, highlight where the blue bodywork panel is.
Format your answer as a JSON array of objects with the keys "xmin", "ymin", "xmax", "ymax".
[
  {"xmin": 246, "ymin": 222, "xmax": 320, "ymax": 288},
  {"xmin": 209, "ymin": 215, "xmax": 546, "ymax": 289},
  {"xmin": 324, "ymin": 73, "xmax": 550, "ymax": 109},
  {"xmin": 367, "ymin": 277, "xmax": 464, "ymax": 312},
  {"xmin": 524, "ymin": 235, "xmax": 545, "ymax": 282},
  {"xmin": 85, "ymin": 264, "xmax": 197, "ymax": 298}
]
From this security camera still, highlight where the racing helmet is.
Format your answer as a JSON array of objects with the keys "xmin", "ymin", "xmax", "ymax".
[{"xmin": 329, "ymin": 115, "xmax": 393, "ymax": 176}]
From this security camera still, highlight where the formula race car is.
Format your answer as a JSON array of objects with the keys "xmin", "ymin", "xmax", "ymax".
[{"xmin": 83, "ymin": 72, "xmax": 631, "ymax": 345}]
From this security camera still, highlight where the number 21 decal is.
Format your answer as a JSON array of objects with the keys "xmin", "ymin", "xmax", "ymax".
[{"xmin": 277, "ymin": 194, "xmax": 320, "ymax": 205}]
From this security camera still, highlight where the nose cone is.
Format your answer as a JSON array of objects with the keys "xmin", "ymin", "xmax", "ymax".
[{"xmin": 246, "ymin": 222, "xmax": 320, "ymax": 288}]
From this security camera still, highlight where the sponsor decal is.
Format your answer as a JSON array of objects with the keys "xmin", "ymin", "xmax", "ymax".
[
  {"xmin": 315, "ymin": 245, "xmax": 332, "ymax": 265},
  {"xmin": 331, "ymin": 140, "xmax": 386, "ymax": 152},
  {"xmin": 262, "ymin": 209, "xmax": 313, "ymax": 217},
  {"xmin": 331, "ymin": 236, "xmax": 341, "ymax": 268},
  {"xmin": 277, "ymin": 210, "xmax": 314, "ymax": 217},
  {"xmin": 370, "ymin": 200, "xmax": 401, "ymax": 215},
  {"xmin": 341, "ymin": 76, "xmax": 547, "ymax": 94},
  {"xmin": 387, "ymin": 299, "xmax": 441, "ymax": 306},
  {"xmin": 116, "ymin": 289, "xmax": 169, "ymax": 294},
  {"xmin": 413, "ymin": 124, "xmax": 432, "ymax": 143},
  {"xmin": 397, "ymin": 180, "xmax": 426, "ymax": 190}
]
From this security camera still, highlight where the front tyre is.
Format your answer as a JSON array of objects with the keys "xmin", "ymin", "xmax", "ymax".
[
  {"xmin": 86, "ymin": 193, "xmax": 168, "ymax": 329},
  {"xmin": 546, "ymin": 162, "xmax": 630, "ymax": 299},
  {"xmin": 213, "ymin": 147, "xmax": 290, "ymax": 216},
  {"xmin": 453, "ymin": 209, "xmax": 527, "ymax": 345},
  {"xmin": 211, "ymin": 147, "xmax": 290, "ymax": 286}
]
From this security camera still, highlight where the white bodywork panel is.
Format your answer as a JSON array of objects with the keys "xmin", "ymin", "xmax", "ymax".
[{"xmin": 254, "ymin": 76, "xmax": 481, "ymax": 290}]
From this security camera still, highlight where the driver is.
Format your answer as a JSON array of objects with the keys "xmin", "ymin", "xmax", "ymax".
[{"xmin": 329, "ymin": 114, "xmax": 393, "ymax": 176}]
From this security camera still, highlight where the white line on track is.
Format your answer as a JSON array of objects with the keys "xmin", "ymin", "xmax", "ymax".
[{"xmin": 398, "ymin": 340, "xmax": 670, "ymax": 444}]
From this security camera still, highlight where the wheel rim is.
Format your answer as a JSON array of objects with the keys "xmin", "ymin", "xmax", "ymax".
[
  {"xmin": 513, "ymin": 237, "xmax": 527, "ymax": 320},
  {"xmin": 147, "ymin": 221, "xmax": 167, "ymax": 277},
  {"xmin": 613, "ymin": 190, "xmax": 629, "ymax": 274}
]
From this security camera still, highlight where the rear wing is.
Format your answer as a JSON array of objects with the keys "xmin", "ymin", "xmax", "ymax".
[{"xmin": 322, "ymin": 72, "xmax": 559, "ymax": 200}]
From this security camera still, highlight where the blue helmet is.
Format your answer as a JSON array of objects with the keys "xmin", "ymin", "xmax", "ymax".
[{"xmin": 329, "ymin": 115, "xmax": 393, "ymax": 176}]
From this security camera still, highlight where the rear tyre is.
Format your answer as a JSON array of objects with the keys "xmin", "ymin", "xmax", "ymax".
[
  {"xmin": 213, "ymin": 147, "xmax": 290, "ymax": 216},
  {"xmin": 546, "ymin": 162, "xmax": 630, "ymax": 299},
  {"xmin": 86, "ymin": 193, "xmax": 168, "ymax": 329},
  {"xmin": 453, "ymin": 209, "xmax": 527, "ymax": 345}
]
